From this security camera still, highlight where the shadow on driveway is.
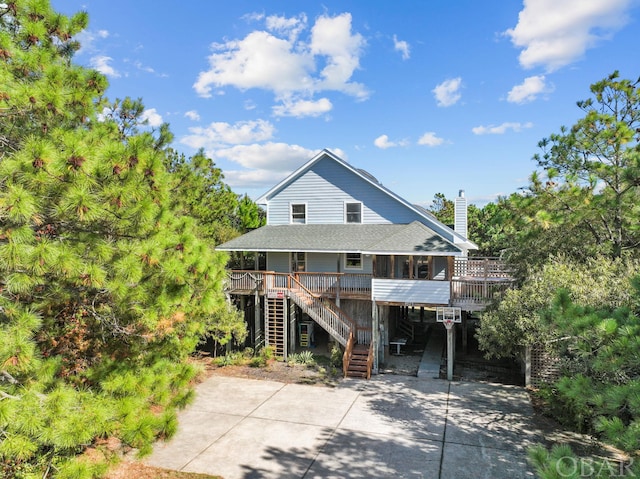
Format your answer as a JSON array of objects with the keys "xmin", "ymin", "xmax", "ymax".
[{"xmin": 146, "ymin": 375, "xmax": 539, "ymax": 479}]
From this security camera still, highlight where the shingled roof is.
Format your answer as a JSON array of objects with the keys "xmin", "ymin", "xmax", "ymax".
[{"xmin": 216, "ymin": 221, "xmax": 461, "ymax": 256}]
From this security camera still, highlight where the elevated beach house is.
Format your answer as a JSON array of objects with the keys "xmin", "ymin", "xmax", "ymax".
[{"xmin": 216, "ymin": 149, "xmax": 512, "ymax": 378}]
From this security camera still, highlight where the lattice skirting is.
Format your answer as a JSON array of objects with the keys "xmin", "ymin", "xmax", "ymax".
[{"xmin": 528, "ymin": 344, "xmax": 561, "ymax": 388}]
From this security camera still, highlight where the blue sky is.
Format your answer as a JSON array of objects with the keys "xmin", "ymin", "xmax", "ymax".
[{"xmin": 52, "ymin": 0, "xmax": 640, "ymax": 206}]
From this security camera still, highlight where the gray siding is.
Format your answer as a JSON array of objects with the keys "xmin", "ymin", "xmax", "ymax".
[
  {"xmin": 266, "ymin": 156, "xmax": 426, "ymax": 226},
  {"xmin": 307, "ymin": 252, "xmax": 339, "ymax": 272},
  {"xmin": 267, "ymin": 252, "xmax": 289, "ymax": 272},
  {"xmin": 266, "ymin": 252, "xmax": 373, "ymax": 274}
]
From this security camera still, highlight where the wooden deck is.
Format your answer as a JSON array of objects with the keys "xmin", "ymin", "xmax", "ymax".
[{"xmin": 225, "ymin": 258, "xmax": 514, "ymax": 309}]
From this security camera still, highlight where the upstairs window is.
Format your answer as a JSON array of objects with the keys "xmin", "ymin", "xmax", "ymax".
[
  {"xmin": 291, "ymin": 203, "xmax": 306, "ymax": 224},
  {"xmin": 345, "ymin": 202, "xmax": 362, "ymax": 223}
]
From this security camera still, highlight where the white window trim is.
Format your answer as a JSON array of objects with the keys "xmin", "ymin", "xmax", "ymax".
[
  {"xmin": 290, "ymin": 202, "xmax": 307, "ymax": 224},
  {"xmin": 344, "ymin": 252, "xmax": 363, "ymax": 270},
  {"xmin": 344, "ymin": 201, "xmax": 363, "ymax": 224}
]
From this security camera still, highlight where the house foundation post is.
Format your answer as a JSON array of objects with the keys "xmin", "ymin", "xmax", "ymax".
[
  {"xmin": 524, "ymin": 346, "xmax": 532, "ymax": 387},
  {"xmin": 283, "ymin": 297, "xmax": 288, "ymax": 360},
  {"xmin": 254, "ymin": 279, "xmax": 262, "ymax": 347},
  {"xmin": 462, "ymin": 311, "xmax": 468, "ymax": 354},
  {"xmin": 289, "ymin": 302, "xmax": 296, "ymax": 356},
  {"xmin": 447, "ymin": 326, "xmax": 454, "ymax": 381},
  {"xmin": 372, "ymin": 300, "xmax": 379, "ymax": 374}
]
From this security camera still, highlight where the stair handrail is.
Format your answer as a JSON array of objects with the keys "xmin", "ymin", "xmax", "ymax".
[
  {"xmin": 366, "ymin": 340, "xmax": 374, "ymax": 379},
  {"xmin": 342, "ymin": 329, "xmax": 355, "ymax": 378},
  {"xmin": 288, "ymin": 274, "xmax": 356, "ymax": 347}
]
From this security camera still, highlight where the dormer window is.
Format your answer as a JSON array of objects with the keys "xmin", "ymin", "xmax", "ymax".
[
  {"xmin": 346, "ymin": 202, "xmax": 362, "ymax": 223},
  {"xmin": 291, "ymin": 203, "xmax": 306, "ymax": 224}
]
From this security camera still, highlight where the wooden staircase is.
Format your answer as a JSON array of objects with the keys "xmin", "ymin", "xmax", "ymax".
[
  {"xmin": 345, "ymin": 344, "xmax": 372, "ymax": 379},
  {"xmin": 265, "ymin": 275, "xmax": 373, "ymax": 379},
  {"xmin": 397, "ymin": 315, "xmax": 414, "ymax": 342},
  {"xmin": 265, "ymin": 296, "xmax": 286, "ymax": 357},
  {"xmin": 287, "ymin": 277, "xmax": 353, "ymax": 347},
  {"xmin": 342, "ymin": 330, "xmax": 374, "ymax": 380}
]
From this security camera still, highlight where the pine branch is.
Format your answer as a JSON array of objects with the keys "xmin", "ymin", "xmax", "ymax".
[
  {"xmin": 0, "ymin": 370, "xmax": 18, "ymax": 384},
  {"xmin": 0, "ymin": 390, "xmax": 20, "ymax": 400}
]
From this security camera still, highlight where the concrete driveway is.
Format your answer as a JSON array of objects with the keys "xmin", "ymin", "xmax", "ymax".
[{"xmin": 146, "ymin": 375, "xmax": 540, "ymax": 478}]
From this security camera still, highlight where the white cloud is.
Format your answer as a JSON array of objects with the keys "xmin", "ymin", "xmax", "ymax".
[
  {"xmin": 222, "ymin": 168, "xmax": 292, "ymax": 190},
  {"xmin": 507, "ymin": 75, "xmax": 553, "ymax": 104},
  {"xmin": 212, "ymin": 142, "xmax": 317, "ymax": 171},
  {"xmin": 216, "ymin": 144, "xmax": 346, "ymax": 191},
  {"xmin": 374, "ymin": 135, "xmax": 395, "ymax": 149},
  {"xmin": 180, "ymin": 119, "xmax": 276, "ymax": 150},
  {"xmin": 141, "ymin": 108, "xmax": 163, "ymax": 127},
  {"xmin": 132, "ymin": 60, "xmax": 156, "ymax": 74},
  {"xmin": 193, "ymin": 13, "xmax": 368, "ymax": 109},
  {"xmin": 505, "ymin": 0, "xmax": 633, "ymax": 71},
  {"xmin": 90, "ymin": 55, "xmax": 120, "ymax": 78},
  {"xmin": 76, "ymin": 29, "xmax": 110, "ymax": 55},
  {"xmin": 432, "ymin": 77, "xmax": 462, "ymax": 107},
  {"xmin": 273, "ymin": 97, "xmax": 333, "ymax": 117},
  {"xmin": 194, "ymin": 30, "xmax": 313, "ymax": 97},
  {"xmin": 418, "ymin": 132, "xmax": 445, "ymax": 147},
  {"xmin": 373, "ymin": 134, "xmax": 409, "ymax": 149},
  {"xmin": 393, "ymin": 34, "xmax": 410, "ymax": 60},
  {"xmin": 242, "ymin": 12, "xmax": 265, "ymax": 23},
  {"xmin": 472, "ymin": 122, "xmax": 534, "ymax": 135},
  {"xmin": 310, "ymin": 13, "xmax": 367, "ymax": 99},
  {"xmin": 265, "ymin": 13, "xmax": 307, "ymax": 41},
  {"xmin": 184, "ymin": 110, "xmax": 200, "ymax": 121}
]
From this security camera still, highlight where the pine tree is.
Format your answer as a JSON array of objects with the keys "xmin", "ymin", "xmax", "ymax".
[
  {"xmin": 0, "ymin": 1, "xmax": 245, "ymax": 476},
  {"xmin": 164, "ymin": 148, "xmax": 265, "ymax": 245}
]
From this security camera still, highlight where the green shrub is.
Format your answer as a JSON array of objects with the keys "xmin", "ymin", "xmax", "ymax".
[
  {"xmin": 249, "ymin": 357, "xmax": 266, "ymax": 368},
  {"xmin": 330, "ymin": 346, "xmax": 343, "ymax": 368},
  {"xmin": 288, "ymin": 351, "xmax": 316, "ymax": 366},
  {"xmin": 259, "ymin": 346, "xmax": 275, "ymax": 361},
  {"xmin": 528, "ymin": 443, "xmax": 638, "ymax": 479},
  {"xmin": 212, "ymin": 352, "xmax": 244, "ymax": 367}
]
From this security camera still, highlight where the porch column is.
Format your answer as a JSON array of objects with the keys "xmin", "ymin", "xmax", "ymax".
[
  {"xmin": 390, "ymin": 256, "xmax": 395, "ymax": 279},
  {"xmin": 447, "ymin": 325, "xmax": 455, "ymax": 381},
  {"xmin": 408, "ymin": 255, "xmax": 414, "ymax": 279},
  {"xmin": 283, "ymin": 297, "xmax": 289, "ymax": 360},
  {"xmin": 254, "ymin": 278, "xmax": 262, "ymax": 346},
  {"xmin": 462, "ymin": 311, "xmax": 468, "ymax": 354},
  {"xmin": 289, "ymin": 302, "xmax": 296, "ymax": 356},
  {"xmin": 372, "ymin": 299, "xmax": 379, "ymax": 374}
]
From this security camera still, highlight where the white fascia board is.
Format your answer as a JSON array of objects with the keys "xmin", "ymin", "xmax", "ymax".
[
  {"xmin": 362, "ymin": 250, "xmax": 464, "ymax": 257},
  {"xmin": 217, "ymin": 246, "xmax": 463, "ymax": 256}
]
